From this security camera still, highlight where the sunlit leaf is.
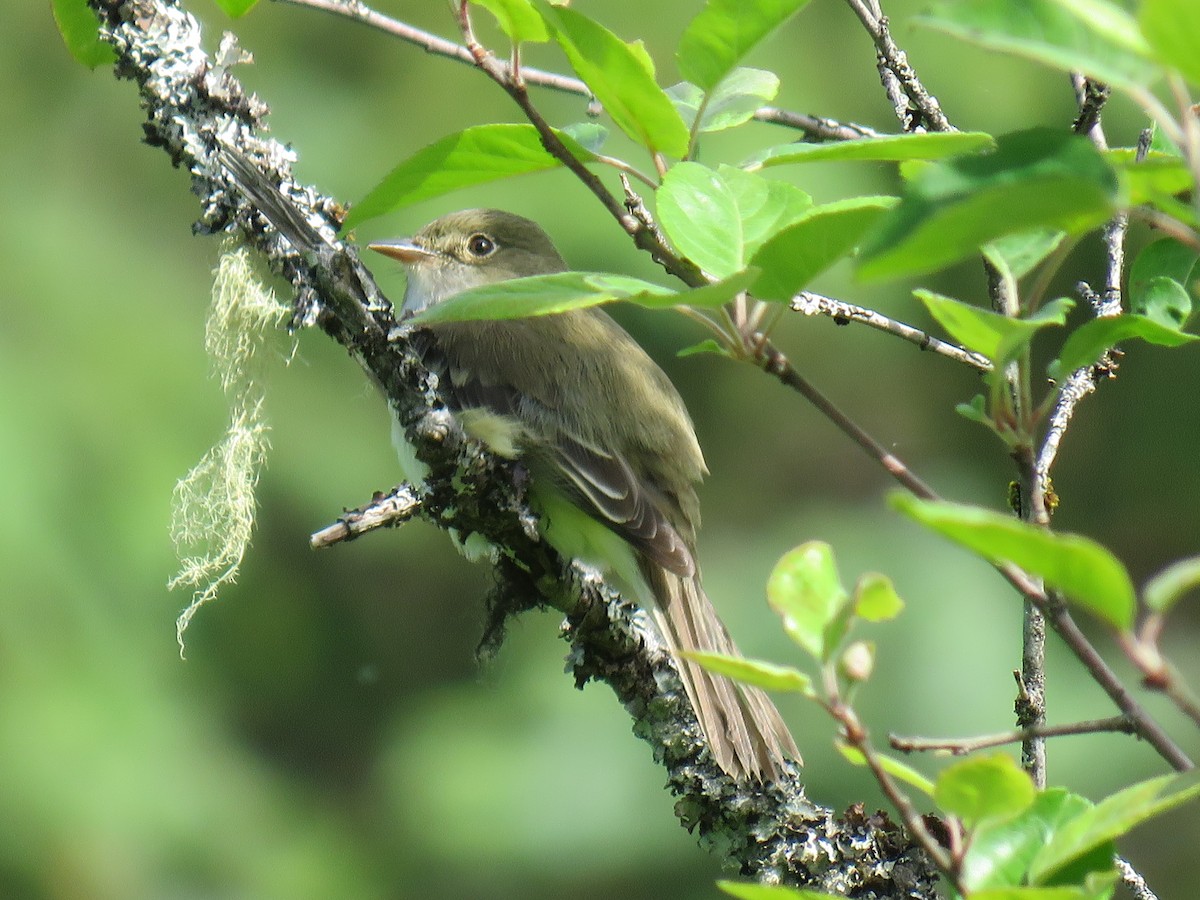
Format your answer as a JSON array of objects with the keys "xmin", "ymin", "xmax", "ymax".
[
  {"xmin": 1144, "ymin": 555, "xmax": 1200, "ymax": 614},
  {"xmin": 470, "ymin": 0, "xmax": 549, "ymax": 42},
  {"xmin": 1140, "ymin": 0, "xmax": 1200, "ymax": 85},
  {"xmin": 212, "ymin": 0, "xmax": 259, "ymax": 15},
  {"xmin": 1052, "ymin": 314, "xmax": 1197, "ymax": 378},
  {"xmin": 684, "ymin": 651, "xmax": 814, "ymax": 695},
  {"xmin": 535, "ymin": 2, "xmax": 689, "ymax": 156},
  {"xmin": 915, "ymin": 290, "xmax": 1072, "ymax": 369},
  {"xmin": 853, "ymin": 573, "xmax": 905, "ymax": 621},
  {"xmin": 677, "ymin": 0, "xmax": 813, "ymax": 90},
  {"xmin": 668, "ymin": 68, "xmax": 781, "ymax": 134},
  {"xmin": 657, "ymin": 162, "xmax": 810, "ymax": 278},
  {"xmin": 346, "ymin": 125, "xmax": 593, "ymax": 229},
  {"xmin": 964, "ymin": 789, "xmax": 1091, "ymax": 890},
  {"xmin": 918, "ymin": 0, "xmax": 1156, "ymax": 92},
  {"xmin": 767, "ymin": 541, "xmax": 849, "ymax": 661},
  {"xmin": 1030, "ymin": 773, "xmax": 1200, "ymax": 883},
  {"xmin": 935, "ymin": 754, "xmax": 1037, "ymax": 827},
  {"xmin": 859, "ymin": 129, "xmax": 1120, "ymax": 281},
  {"xmin": 983, "ymin": 230, "xmax": 1066, "ymax": 281},
  {"xmin": 890, "ymin": 495, "xmax": 1136, "ymax": 629},
  {"xmin": 752, "ymin": 196, "xmax": 896, "ymax": 299},
  {"xmin": 746, "ymin": 131, "xmax": 995, "ymax": 170},
  {"xmin": 52, "ymin": 0, "xmax": 116, "ymax": 67},
  {"xmin": 836, "ymin": 743, "xmax": 936, "ymax": 796}
]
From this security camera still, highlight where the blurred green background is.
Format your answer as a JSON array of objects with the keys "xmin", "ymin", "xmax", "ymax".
[{"xmin": 6, "ymin": 0, "xmax": 1199, "ymax": 897}]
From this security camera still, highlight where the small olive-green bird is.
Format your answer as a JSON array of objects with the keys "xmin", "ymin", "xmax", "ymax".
[{"xmin": 370, "ymin": 209, "xmax": 798, "ymax": 780}]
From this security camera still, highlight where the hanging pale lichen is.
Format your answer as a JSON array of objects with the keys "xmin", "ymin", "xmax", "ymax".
[{"xmin": 169, "ymin": 244, "xmax": 291, "ymax": 655}]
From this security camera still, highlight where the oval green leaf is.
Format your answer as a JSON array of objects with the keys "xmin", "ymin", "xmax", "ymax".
[
  {"xmin": 858, "ymin": 128, "xmax": 1120, "ymax": 282},
  {"xmin": 917, "ymin": 0, "xmax": 1156, "ymax": 92},
  {"xmin": 684, "ymin": 651, "xmax": 814, "ymax": 695},
  {"xmin": 835, "ymin": 742, "xmax": 936, "ymax": 797},
  {"xmin": 346, "ymin": 124, "xmax": 592, "ymax": 230},
  {"xmin": 535, "ymin": 2, "xmax": 688, "ymax": 156},
  {"xmin": 470, "ymin": 0, "xmax": 549, "ymax": 43},
  {"xmin": 935, "ymin": 753, "xmax": 1037, "ymax": 828},
  {"xmin": 890, "ymin": 495, "xmax": 1136, "ymax": 630},
  {"xmin": 1144, "ymin": 555, "xmax": 1200, "ymax": 614},
  {"xmin": 766, "ymin": 541, "xmax": 849, "ymax": 661},
  {"xmin": 746, "ymin": 131, "xmax": 995, "ymax": 171},
  {"xmin": 853, "ymin": 573, "xmax": 905, "ymax": 622},
  {"xmin": 916, "ymin": 290, "xmax": 1073, "ymax": 369},
  {"xmin": 1030, "ymin": 773, "xmax": 1200, "ymax": 884},
  {"xmin": 1051, "ymin": 313, "xmax": 1198, "ymax": 379},
  {"xmin": 751, "ymin": 196, "xmax": 896, "ymax": 300},
  {"xmin": 52, "ymin": 0, "xmax": 116, "ymax": 68},
  {"xmin": 677, "ymin": 0, "xmax": 813, "ymax": 91},
  {"xmin": 1140, "ymin": 0, "xmax": 1200, "ymax": 85}
]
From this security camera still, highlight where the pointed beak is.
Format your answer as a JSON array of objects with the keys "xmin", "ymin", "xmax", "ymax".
[{"xmin": 367, "ymin": 238, "xmax": 438, "ymax": 265}]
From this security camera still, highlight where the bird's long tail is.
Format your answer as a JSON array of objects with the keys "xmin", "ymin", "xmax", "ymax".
[{"xmin": 648, "ymin": 568, "xmax": 800, "ymax": 780}]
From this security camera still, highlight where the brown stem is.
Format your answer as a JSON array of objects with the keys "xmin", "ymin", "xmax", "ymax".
[{"xmin": 890, "ymin": 714, "xmax": 1137, "ymax": 755}]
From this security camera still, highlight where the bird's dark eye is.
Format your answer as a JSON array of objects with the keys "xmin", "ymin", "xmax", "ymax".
[{"xmin": 467, "ymin": 233, "xmax": 496, "ymax": 257}]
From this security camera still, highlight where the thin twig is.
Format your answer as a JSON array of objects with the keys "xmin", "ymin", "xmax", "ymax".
[
  {"xmin": 310, "ymin": 484, "xmax": 422, "ymax": 548},
  {"xmin": 272, "ymin": 0, "xmax": 880, "ymax": 143},
  {"xmin": 1115, "ymin": 856, "xmax": 1160, "ymax": 900},
  {"xmin": 842, "ymin": 2, "xmax": 951, "ymax": 133},
  {"xmin": 890, "ymin": 714, "xmax": 1137, "ymax": 755},
  {"xmin": 791, "ymin": 290, "xmax": 991, "ymax": 371}
]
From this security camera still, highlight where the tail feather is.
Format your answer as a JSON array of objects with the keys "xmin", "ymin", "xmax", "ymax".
[{"xmin": 649, "ymin": 568, "xmax": 800, "ymax": 780}]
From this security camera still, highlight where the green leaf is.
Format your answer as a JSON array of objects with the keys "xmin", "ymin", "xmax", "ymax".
[
  {"xmin": 657, "ymin": 163, "xmax": 810, "ymax": 278},
  {"xmin": 677, "ymin": 338, "xmax": 731, "ymax": 359},
  {"xmin": 668, "ymin": 68, "xmax": 781, "ymax": 134},
  {"xmin": 1144, "ymin": 555, "xmax": 1200, "ymax": 614},
  {"xmin": 345, "ymin": 125, "xmax": 592, "ymax": 229},
  {"xmin": 1140, "ymin": 0, "xmax": 1200, "ymax": 85},
  {"xmin": 983, "ymin": 230, "xmax": 1066, "ymax": 280},
  {"xmin": 935, "ymin": 754, "xmax": 1037, "ymax": 827},
  {"xmin": 677, "ymin": 0, "xmax": 813, "ymax": 91},
  {"xmin": 684, "ymin": 651, "xmax": 814, "ymax": 695},
  {"xmin": 1052, "ymin": 314, "xmax": 1198, "ymax": 378},
  {"xmin": 766, "ymin": 541, "xmax": 849, "ymax": 661},
  {"xmin": 657, "ymin": 162, "xmax": 741, "ymax": 277},
  {"xmin": 1130, "ymin": 238, "xmax": 1199, "ymax": 327},
  {"xmin": 212, "ymin": 0, "xmax": 259, "ymax": 15},
  {"xmin": 470, "ymin": 0, "xmax": 549, "ymax": 43},
  {"xmin": 671, "ymin": 269, "xmax": 761, "ymax": 308},
  {"xmin": 52, "ymin": 0, "xmax": 116, "ymax": 67},
  {"xmin": 964, "ymin": 789, "xmax": 1091, "ymax": 890},
  {"xmin": 915, "ymin": 290, "xmax": 1073, "ymax": 369},
  {"xmin": 718, "ymin": 881, "xmax": 835, "ymax": 899},
  {"xmin": 751, "ymin": 196, "xmax": 896, "ymax": 299},
  {"xmin": 858, "ymin": 128, "xmax": 1120, "ymax": 281},
  {"xmin": 836, "ymin": 743, "xmax": 936, "ymax": 796},
  {"xmin": 746, "ymin": 131, "xmax": 996, "ymax": 170},
  {"xmin": 853, "ymin": 573, "xmax": 905, "ymax": 621},
  {"xmin": 560, "ymin": 122, "xmax": 609, "ymax": 154},
  {"xmin": 409, "ymin": 272, "xmax": 672, "ymax": 324},
  {"xmin": 535, "ymin": 3, "xmax": 689, "ymax": 156},
  {"xmin": 890, "ymin": 495, "xmax": 1136, "ymax": 629},
  {"xmin": 407, "ymin": 270, "xmax": 757, "ymax": 325},
  {"xmin": 1031, "ymin": 773, "xmax": 1200, "ymax": 883},
  {"xmin": 1111, "ymin": 150, "xmax": 1196, "ymax": 204},
  {"xmin": 917, "ymin": 0, "xmax": 1156, "ymax": 92},
  {"xmin": 957, "ymin": 394, "xmax": 992, "ymax": 425}
]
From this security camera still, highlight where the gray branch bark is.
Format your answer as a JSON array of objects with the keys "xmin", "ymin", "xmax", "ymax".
[{"xmin": 89, "ymin": 0, "xmax": 940, "ymax": 892}]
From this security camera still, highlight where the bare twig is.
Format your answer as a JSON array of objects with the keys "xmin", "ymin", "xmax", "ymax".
[
  {"xmin": 272, "ymin": 0, "xmax": 881, "ymax": 144},
  {"xmin": 842, "ymin": 2, "xmax": 951, "ymax": 133},
  {"xmin": 791, "ymin": 291, "xmax": 991, "ymax": 371},
  {"xmin": 1116, "ymin": 855, "xmax": 1161, "ymax": 900},
  {"xmin": 310, "ymin": 483, "xmax": 422, "ymax": 548},
  {"xmin": 890, "ymin": 715, "xmax": 1137, "ymax": 755}
]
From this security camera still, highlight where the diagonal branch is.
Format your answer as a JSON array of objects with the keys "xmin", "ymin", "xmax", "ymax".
[{"xmin": 89, "ymin": 0, "xmax": 941, "ymax": 891}]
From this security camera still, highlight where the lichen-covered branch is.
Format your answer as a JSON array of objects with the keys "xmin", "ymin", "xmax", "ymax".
[{"xmin": 89, "ymin": 0, "xmax": 940, "ymax": 891}]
